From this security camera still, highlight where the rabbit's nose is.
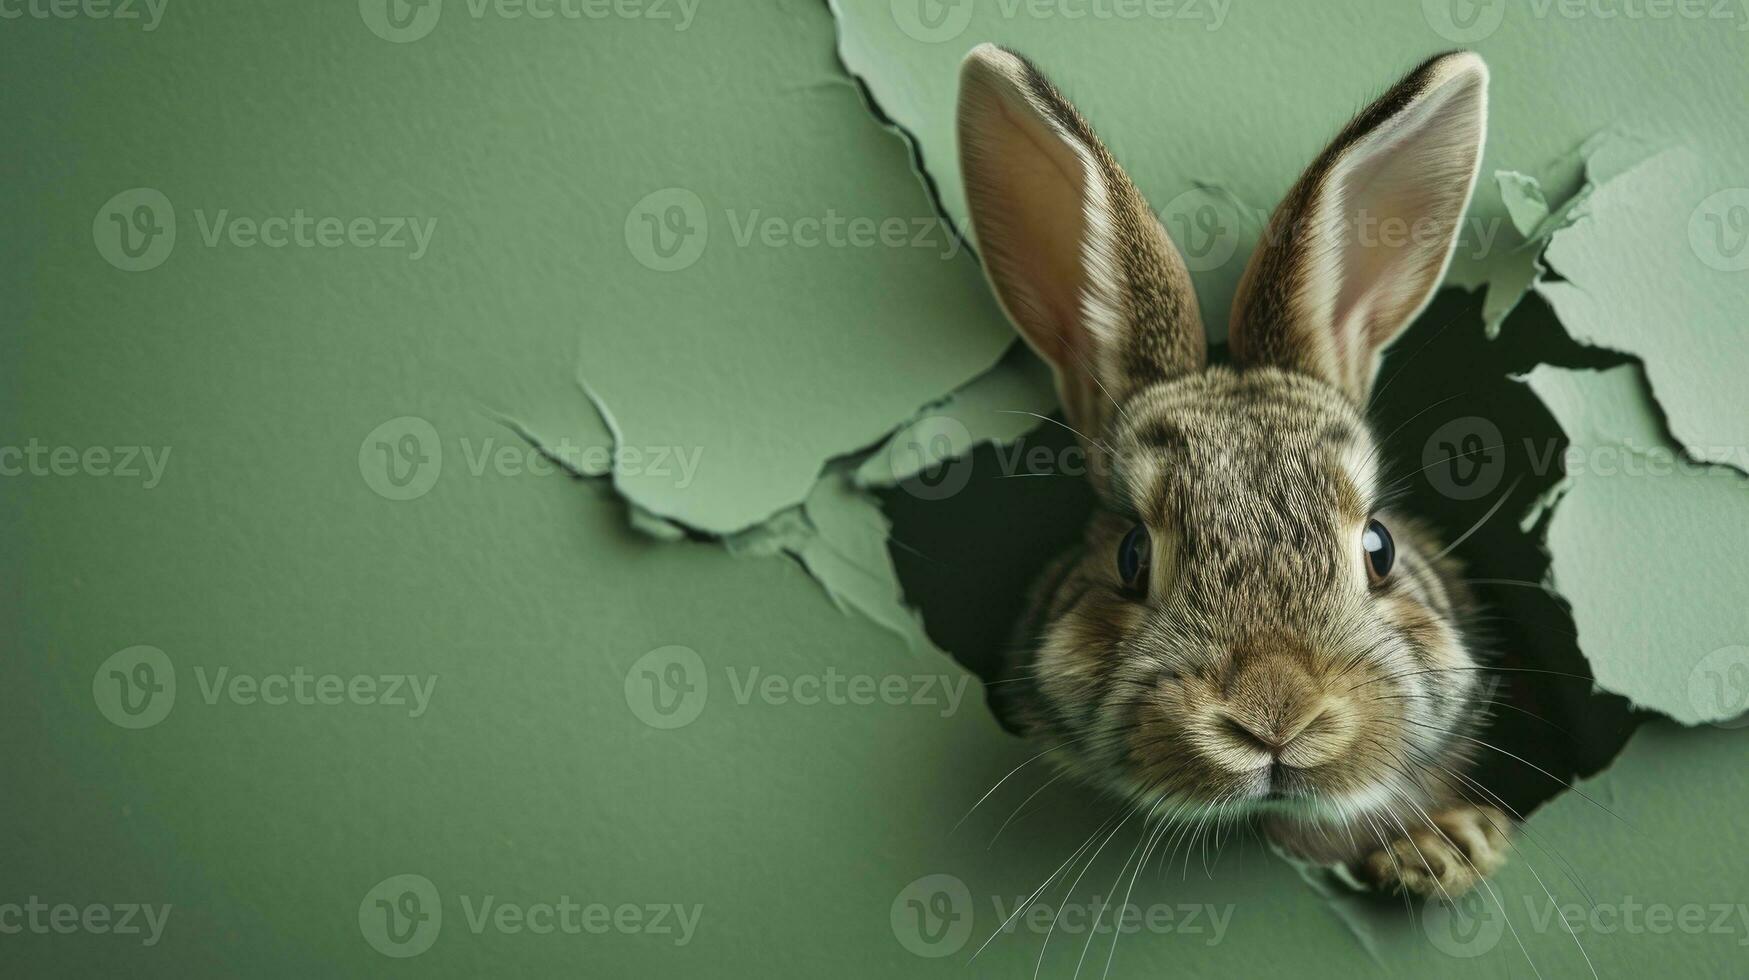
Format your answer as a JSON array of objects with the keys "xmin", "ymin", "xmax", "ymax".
[{"xmin": 1218, "ymin": 710, "xmax": 1322, "ymax": 760}]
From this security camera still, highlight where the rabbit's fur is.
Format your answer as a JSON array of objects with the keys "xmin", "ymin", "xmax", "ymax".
[{"xmin": 958, "ymin": 45, "xmax": 1508, "ymax": 897}]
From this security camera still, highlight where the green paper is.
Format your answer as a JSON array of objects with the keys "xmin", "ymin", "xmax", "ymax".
[{"xmin": 1523, "ymin": 364, "xmax": 1749, "ymax": 726}]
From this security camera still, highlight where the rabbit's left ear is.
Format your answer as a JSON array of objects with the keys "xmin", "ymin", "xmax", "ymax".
[
  {"xmin": 957, "ymin": 44, "xmax": 1206, "ymax": 443},
  {"xmin": 1228, "ymin": 52, "xmax": 1488, "ymax": 403}
]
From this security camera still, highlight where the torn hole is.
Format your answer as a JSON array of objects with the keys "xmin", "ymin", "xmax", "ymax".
[{"xmin": 874, "ymin": 289, "xmax": 1645, "ymax": 827}]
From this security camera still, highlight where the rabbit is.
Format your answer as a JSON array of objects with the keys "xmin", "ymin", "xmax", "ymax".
[{"xmin": 956, "ymin": 44, "xmax": 1508, "ymax": 898}]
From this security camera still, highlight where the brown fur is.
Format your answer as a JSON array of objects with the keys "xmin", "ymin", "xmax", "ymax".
[{"xmin": 958, "ymin": 44, "xmax": 1506, "ymax": 896}]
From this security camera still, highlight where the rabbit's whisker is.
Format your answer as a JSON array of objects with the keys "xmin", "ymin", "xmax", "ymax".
[
  {"xmin": 1075, "ymin": 793, "xmax": 1174, "ymax": 980},
  {"xmin": 1370, "ymin": 691, "xmax": 1575, "ymax": 739},
  {"xmin": 1345, "ymin": 664, "xmax": 1599, "ymax": 696},
  {"xmin": 1400, "ymin": 741, "xmax": 1598, "ymax": 907},
  {"xmin": 1359, "ymin": 390, "xmax": 1467, "ymax": 473},
  {"xmin": 988, "ymin": 769, "xmax": 1068, "ymax": 849},
  {"xmin": 1393, "ymin": 749, "xmax": 1600, "ymax": 979},
  {"xmin": 995, "ymin": 410, "xmax": 1119, "ymax": 459},
  {"xmin": 1464, "ymin": 576, "xmax": 1562, "ymax": 594},
  {"xmin": 1366, "ymin": 293, "xmax": 1486, "ymax": 411},
  {"xmin": 974, "ymin": 799, "xmax": 1128, "ymax": 963},
  {"xmin": 1400, "ymin": 720, "xmax": 1634, "ymax": 831},
  {"xmin": 1099, "ymin": 809, "xmax": 1178, "ymax": 980},
  {"xmin": 1428, "ymin": 476, "xmax": 1524, "ymax": 562},
  {"xmin": 1021, "ymin": 787, "xmax": 1162, "ymax": 973},
  {"xmin": 952, "ymin": 732, "xmax": 1102, "ymax": 834}
]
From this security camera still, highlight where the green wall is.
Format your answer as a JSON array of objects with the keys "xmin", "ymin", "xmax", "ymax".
[{"xmin": 4, "ymin": 1, "xmax": 1746, "ymax": 976}]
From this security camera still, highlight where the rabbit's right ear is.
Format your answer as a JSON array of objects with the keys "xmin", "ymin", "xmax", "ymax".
[
  {"xmin": 1227, "ymin": 52, "xmax": 1489, "ymax": 403},
  {"xmin": 957, "ymin": 44, "xmax": 1205, "ymax": 443}
]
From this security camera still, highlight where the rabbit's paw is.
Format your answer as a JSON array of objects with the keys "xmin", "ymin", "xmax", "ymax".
[{"xmin": 1352, "ymin": 805, "xmax": 1510, "ymax": 899}]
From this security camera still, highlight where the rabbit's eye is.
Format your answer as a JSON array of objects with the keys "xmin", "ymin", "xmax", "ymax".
[
  {"xmin": 1363, "ymin": 518, "xmax": 1395, "ymax": 585},
  {"xmin": 1117, "ymin": 523, "xmax": 1151, "ymax": 593}
]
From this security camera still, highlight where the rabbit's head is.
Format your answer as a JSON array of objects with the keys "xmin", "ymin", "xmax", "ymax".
[{"xmin": 958, "ymin": 46, "xmax": 1490, "ymax": 824}]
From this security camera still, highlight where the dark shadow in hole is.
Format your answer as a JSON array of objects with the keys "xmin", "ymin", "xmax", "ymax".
[{"xmin": 877, "ymin": 288, "xmax": 1649, "ymax": 827}]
